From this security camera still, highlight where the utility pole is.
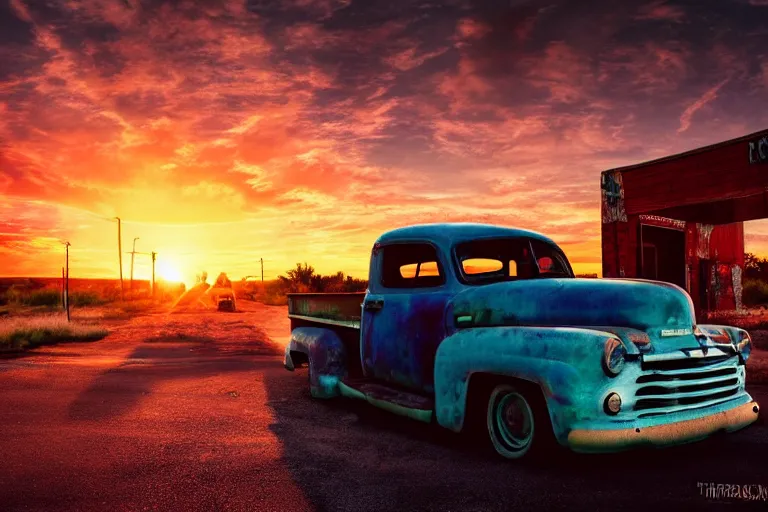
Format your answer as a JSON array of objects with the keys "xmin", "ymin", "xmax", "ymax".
[
  {"xmin": 115, "ymin": 217, "xmax": 124, "ymax": 301},
  {"xmin": 130, "ymin": 237, "xmax": 140, "ymax": 294},
  {"xmin": 128, "ymin": 250, "xmax": 156, "ymax": 298},
  {"xmin": 61, "ymin": 267, "xmax": 65, "ymax": 310},
  {"xmin": 63, "ymin": 241, "xmax": 71, "ymax": 322},
  {"xmin": 261, "ymin": 258, "xmax": 264, "ymax": 282},
  {"xmin": 151, "ymin": 251, "xmax": 157, "ymax": 298}
]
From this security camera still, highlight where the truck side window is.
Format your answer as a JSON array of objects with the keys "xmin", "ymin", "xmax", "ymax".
[
  {"xmin": 529, "ymin": 239, "xmax": 572, "ymax": 277},
  {"xmin": 455, "ymin": 237, "xmax": 572, "ymax": 283},
  {"xmin": 381, "ymin": 243, "xmax": 445, "ymax": 288}
]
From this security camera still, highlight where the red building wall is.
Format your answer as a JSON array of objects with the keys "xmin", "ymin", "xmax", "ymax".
[
  {"xmin": 708, "ymin": 223, "xmax": 744, "ymax": 312},
  {"xmin": 602, "ymin": 169, "xmax": 745, "ymax": 317},
  {"xmin": 600, "ymin": 130, "xmax": 763, "ymax": 318}
]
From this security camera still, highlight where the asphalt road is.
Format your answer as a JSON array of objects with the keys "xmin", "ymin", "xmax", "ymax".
[{"xmin": 1, "ymin": 304, "xmax": 767, "ymax": 512}]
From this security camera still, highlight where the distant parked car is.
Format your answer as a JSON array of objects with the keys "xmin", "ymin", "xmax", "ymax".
[{"xmin": 208, "ymin": 273, "xmax": 236, "ymax": 312}]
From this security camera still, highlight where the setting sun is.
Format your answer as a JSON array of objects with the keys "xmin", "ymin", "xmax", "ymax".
[{"xmin": 156, "ymin": 261, "xmax": 183, "ymax": 284}]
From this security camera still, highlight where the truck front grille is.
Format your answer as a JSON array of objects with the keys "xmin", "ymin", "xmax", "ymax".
[{"xmin": 633, "ymin": 356, "xmax": 741, "ymax": 418}]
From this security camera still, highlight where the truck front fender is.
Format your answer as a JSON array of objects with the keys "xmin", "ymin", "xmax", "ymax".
[
  {"xmin": 433, "ymin": 327, "xmax": 614, "ymax": 443},
  {"xmin": 286, "ymin": 327, "xmax": 348, "ymax": 398}
]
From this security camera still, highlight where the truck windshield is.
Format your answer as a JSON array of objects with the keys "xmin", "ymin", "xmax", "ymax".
[{"xmin": 454, "ymin": 237, "xmax": 573, "ymax": 284}]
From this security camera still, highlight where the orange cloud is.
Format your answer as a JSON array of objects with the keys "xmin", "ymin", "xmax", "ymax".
[
  {"xmin": 677, "ymin": 78, "xmax": 730, "ymax": 133},
  {"xmin": 1, "ymin": 0, "xmax": 768, "ymax": 283}
]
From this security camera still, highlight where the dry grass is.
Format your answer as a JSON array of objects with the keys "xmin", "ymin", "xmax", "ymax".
[
  {"xmin": 0, "ymin": 314, "xmax": 108, "ymax": 352},
  {"xmin": 0, "ymin": 278, "xmax": 186, "ymax": 316},
  {"xmin": 747, "ymin": 349, "xmax": 768, "ymax": 385}
]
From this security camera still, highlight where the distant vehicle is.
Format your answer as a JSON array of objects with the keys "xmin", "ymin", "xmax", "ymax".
[
  {"xmin": 213, "ymin": 291, "xmax": 236, "ymax": 312},
  {"xmin": 208, "ymin": 273, "xmax": 236, "ymax": 312},
  {"xmin": 283, "ymin": 223, "xmax": 760, "ymax": 460}
]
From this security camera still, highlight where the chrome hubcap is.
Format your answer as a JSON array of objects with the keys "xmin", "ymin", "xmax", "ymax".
[{"xmin": 493, "ymin": 393, "xmax": 533, "ymax": 451}]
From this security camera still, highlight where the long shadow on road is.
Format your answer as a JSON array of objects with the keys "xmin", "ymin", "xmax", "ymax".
[
  {"xmin": 67, "ymin": 332, "xmax": 282, "ymax": 422},
  {"xmin": 264, "ymin": 371, "xmax": 768, "ymax": 512}
]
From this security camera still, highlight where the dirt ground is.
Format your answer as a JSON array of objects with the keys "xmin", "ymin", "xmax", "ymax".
[
  {"xmin": 0, "ymin": 300, "xmax": 302, "ymax": 512},
  {"xmin": 0, "ymin": 301, "xmax": 766, "ymax": 511},
  {"xmin": 105, "ymin": 299, "xmax": 292, "ymax": 349}
]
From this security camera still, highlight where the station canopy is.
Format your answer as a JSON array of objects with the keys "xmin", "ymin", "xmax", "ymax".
[{"xmin": 602, "ymin": 129, "xmax": 768, "ymax": 225}]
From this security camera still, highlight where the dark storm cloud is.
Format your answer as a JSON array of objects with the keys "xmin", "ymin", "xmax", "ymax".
[{"xmin": 0, "ymin": 0, "xmax": 35, "ymax": 46}]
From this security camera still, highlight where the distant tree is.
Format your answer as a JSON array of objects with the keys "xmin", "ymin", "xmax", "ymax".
[
  {"xmin": 276, "ymin": 264, "xmax": 367, "ymax": 293},
  {"xmin": 278, "ymin": 263, "xmax": 316, "ymax": 293},
  {"xmin": 744, "ymin": 253, "xmax": 768, "ymax": 280},
  {"xmin": 344, "ymin": 275, "xmax": 368, "ymax": 292}
]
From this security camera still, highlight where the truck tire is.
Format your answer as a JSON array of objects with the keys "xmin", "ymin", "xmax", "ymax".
[{"xmin": 485, "ymin": 383, "xmax": 555, "ymax": 460}]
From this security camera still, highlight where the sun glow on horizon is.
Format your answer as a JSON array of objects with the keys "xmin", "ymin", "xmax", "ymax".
[{"xmin": 156, "ymin": 260, "xmax": 184, "ymax": 284}]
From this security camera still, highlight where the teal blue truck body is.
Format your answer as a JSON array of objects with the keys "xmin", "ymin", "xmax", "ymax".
[{"xmin": 283, "ymin": 223, "xmax": 760, "ymax": 454}]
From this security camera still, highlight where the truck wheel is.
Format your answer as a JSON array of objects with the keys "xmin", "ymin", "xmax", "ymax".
[{"xmin": 486, "ymin": 384, "xmax": 550, "ymax": 460}]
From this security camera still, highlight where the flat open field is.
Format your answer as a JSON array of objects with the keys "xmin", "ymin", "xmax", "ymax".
[{"xmin": 0, "ymin": 301, "xmax": 766, "ymax": 511}]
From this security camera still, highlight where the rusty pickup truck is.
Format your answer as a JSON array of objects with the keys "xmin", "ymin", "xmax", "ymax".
[{"xmin": 283, "ymin": 223, "xmax": 760, "ymax": 459}]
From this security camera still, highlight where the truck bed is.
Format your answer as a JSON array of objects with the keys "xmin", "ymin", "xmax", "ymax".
[
  {"xmin": 287, "ymin": 292, "xmax": 434, "ymax": 419},
  {"xmin": 287, "ymin": 292, "xmax": 364, "ymax": 330},
  {"xmin": 287, "ymin": 292, "xmax": 365, "ymax": 376}
]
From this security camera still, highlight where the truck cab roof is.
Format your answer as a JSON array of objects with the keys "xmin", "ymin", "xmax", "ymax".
[{"xmin": 375, "ymin": 223, "xmax": 558, "ymax": 247}]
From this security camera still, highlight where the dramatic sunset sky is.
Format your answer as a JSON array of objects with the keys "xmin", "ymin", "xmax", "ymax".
[{"xmin": 2, "ymin": 0, "xmax": 768, "ymax": 285}]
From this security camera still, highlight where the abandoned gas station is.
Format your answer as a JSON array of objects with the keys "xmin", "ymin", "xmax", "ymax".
[{"xmin": 601, "ymin": 128, "xmax": 768, "ymax": 321}]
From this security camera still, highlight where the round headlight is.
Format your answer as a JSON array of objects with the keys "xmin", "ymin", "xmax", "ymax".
[
  {"xmin": 602, "ymin": 338, "xmax": 626, "ymax": 377},
  {"xmin": 604, "ymin": 392, "xmax": 622, "ymax": 415}
]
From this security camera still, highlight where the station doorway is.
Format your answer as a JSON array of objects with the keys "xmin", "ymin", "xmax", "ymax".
[{"xmin": 638, "ymin": 223, "xmax": 686, "ymax": 290}]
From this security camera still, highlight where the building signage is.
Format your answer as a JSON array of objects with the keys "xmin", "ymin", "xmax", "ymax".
[
  {"xmin": 601, "ymin": 172, "xmax": 621, "ymax": 206},
  {"xmin": 749, "ymin": 136, "xmax": 768, "ymax": 164},
  {"xmin": 639, "ymin": 215, "xmax": 687, "ymax": 230}
]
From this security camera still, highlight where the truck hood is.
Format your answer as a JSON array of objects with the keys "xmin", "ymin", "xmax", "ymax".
[{"xmin": 448, "ymin": 278, "xmax": 703, "ymax": 354}]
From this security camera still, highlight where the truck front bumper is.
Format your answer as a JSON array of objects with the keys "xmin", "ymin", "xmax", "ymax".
[{"xmin": 567, "ymin": 400, "xmax": 760, "ymax": 453}]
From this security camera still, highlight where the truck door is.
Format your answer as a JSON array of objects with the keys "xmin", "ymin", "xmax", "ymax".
[{"xmin": 361, "ymin": 242, "xmax": 451, "ymax": 394}]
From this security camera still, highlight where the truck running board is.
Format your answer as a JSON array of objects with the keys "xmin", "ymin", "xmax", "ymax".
[{"xmin": 338, "ymin": 378, "xmax": 434, "ymax": 423}]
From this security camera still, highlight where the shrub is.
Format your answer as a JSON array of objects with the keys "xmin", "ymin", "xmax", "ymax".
[
  {"xmin": 26, "ymin": 289, "xmax": 62, "ymax": 307},
  {"xmin": 742, "ymin": 278, "xmax": 768, "ymax": 307},
  {"xmin": 0, "ymin": 315, "xmax": 108, "ymax": 351},
  {"xmin": 69, "ymin": 291, "xmax": 104, "ymax": 307},
  {"xmin": 276, "ymin": 264, "xmax": 368, "ymax": 294},
  {"xmin": 100, "ymin": 286, "xmax": 122, "ymax": 302},
  {"xmin": 263, "ymin": 293, "xmax": 288, "ymax": 306}
]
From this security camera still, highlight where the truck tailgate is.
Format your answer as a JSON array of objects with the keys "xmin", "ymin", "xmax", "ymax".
[{"xmin": 287, "ymin": 292, "xmax": 364, "ymax": 329}]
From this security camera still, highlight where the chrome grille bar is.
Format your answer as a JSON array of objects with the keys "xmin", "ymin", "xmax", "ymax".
[{"xmin": 633, "ymin": 351, "xmax": 743, "ymax": 417}]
